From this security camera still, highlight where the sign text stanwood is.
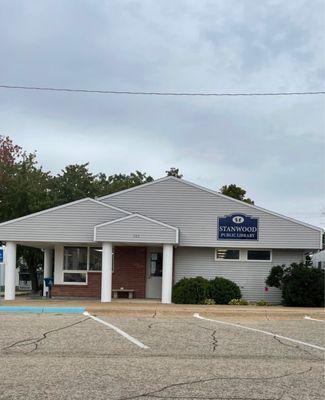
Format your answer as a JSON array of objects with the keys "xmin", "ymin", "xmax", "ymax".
[{"xmin": 218, "ymin": 213, "xmax": 259, "ymax": 241}]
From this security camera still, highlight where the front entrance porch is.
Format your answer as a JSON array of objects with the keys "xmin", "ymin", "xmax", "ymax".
[{"xmin": 3, "ymin": 242, "xmax": 174, "ymax": 303}]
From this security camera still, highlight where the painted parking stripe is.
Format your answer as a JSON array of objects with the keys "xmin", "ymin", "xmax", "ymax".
[
  {"xmin": 83, "ymin": 311, "xmax": 149, "ymax": 349},
  {"xmin": 304, "ymin": 316, "xmax": 325, "ymax": 323},
  {"xmin": 194, "ymin": 313, "xmax": 325, "ymax": 352}
]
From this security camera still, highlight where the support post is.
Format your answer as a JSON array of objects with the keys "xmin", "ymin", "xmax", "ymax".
[
  {"xmin": 101, "ymin": 242, "xmax": 113, "ymax": 302},
  {"xmin": 4, "ymin": 242, "xmax": 17, "ymax": 301},
  {"xmin": 162, "ymin": 244, "xmax": 173, "ymax": 304},
  {"xmin": 43, "ymin": 249, "xmax": 53, "ymax": 297}
]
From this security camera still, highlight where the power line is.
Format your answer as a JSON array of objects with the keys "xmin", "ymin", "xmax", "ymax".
[{"xmin": 0, "ymin": 84, "xmax": 324, "ymax": 97}]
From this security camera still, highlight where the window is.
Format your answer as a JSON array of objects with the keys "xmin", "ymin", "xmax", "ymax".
[
  {"xmin": 215, "ymin": 249, "xmax": 240, "ymax": 260},
  {"xmin": 247, "ymin": 250, "xmax": 271, "ymax": 261},
  {"xmin": 63, "ymin": 247, "xmax": 88, "ymax": 284},
  {"xmin": 215, "ymin": 249, "xmax": 272, "ymax": 262},
  {"xmin": 64, "ymin": 247, "xmax": 87, "ymax": 270},
  {"xmin": 63, "ymin": 272, "xmax": 87, "ymax": 283},
  {"xmin": 89, "ymin": 248, "xmax": 102, "ymax": 271},
  {"xmin": 149, "ymin": 252, "xmax": 163, "ymax": 277},
  {"xmin": 62, "ymin": 246, "xmax": 112, "ymax": 283}
]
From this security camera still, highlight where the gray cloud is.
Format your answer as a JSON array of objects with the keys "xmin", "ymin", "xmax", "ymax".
[{"xmin": 0, "ymin": 0, "xmax": 324, "ymax": 227}]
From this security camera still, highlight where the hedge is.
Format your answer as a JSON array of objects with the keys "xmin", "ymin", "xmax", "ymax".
[{"xmin": 172, "ymin": 276, "xmax": 242, "ymax": 304}]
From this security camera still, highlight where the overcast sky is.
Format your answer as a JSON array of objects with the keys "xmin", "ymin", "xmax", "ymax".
[{"xmin": 0, "ymin": 0, "xmax": 324, "ymax": 227}]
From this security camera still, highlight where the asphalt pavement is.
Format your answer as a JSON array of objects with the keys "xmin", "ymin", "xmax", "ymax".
[{"xmin": 0, "ymin": 312, "xmax": 324, "ymax": 399}]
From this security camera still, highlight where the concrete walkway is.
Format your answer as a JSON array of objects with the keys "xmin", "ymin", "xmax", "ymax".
[{"xmin": 0, "ymin": 297, "xmax": 324, "ymax": 319}]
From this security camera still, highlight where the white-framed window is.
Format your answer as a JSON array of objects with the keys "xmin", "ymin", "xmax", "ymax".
[
  {"xmin": 215, "ymin": 249, "xmax": 240, "ymax": 261},
  {"xmin": 215, "ymin": 248, "xmax": 272, "ymax": 262},
  {"xmin": 246, "ymin": 249, "xmax": 272, "ymax": 261},
  {"xmin": 63, "ymin": 246, "xmax": 110, "ymax": 284}
]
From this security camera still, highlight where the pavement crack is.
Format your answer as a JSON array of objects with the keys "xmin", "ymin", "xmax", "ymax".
[
  {"xmin": 211, "ymin": 329, "xmax": 218, "ymax": 351},
  {"xmin": 2, "ymin": 317, "xmax": 90, "ymax": 353},
  {"xmin": 272, "ymin": 335, "xmax": 318, "ymax": 358},
  {"xmin": 117, "ymin": 367, "xmax": 312, "ymax": 400},
  {"xmin": 147, "ymin": 320, "xmax": 220, "ymax": 353}
]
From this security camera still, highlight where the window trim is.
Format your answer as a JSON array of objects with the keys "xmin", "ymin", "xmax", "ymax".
[{"xmin": 215, "ymin": 248, "xmax": 273, "ymax": 262}]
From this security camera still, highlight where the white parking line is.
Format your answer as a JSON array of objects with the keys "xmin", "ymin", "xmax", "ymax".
[
  {"xmin": 304, "ymin": 316, "xmax": 325, "ymax": 323},
  {"xmin": 83, "ymin": 311, "xmax": 149, "ymax": 349},
  {"xmin": 194, "ymin": 313, "xmax": 325, "ymax": 352}
]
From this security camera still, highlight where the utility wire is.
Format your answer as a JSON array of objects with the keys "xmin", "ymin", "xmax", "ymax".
[{"xmin": 0, "ymin": 84, "xmax": 324, "ymax": 97}]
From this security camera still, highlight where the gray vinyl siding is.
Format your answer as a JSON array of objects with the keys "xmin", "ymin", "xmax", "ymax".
[
  {"xmin": 101, "ymin": 178, "xmax": 321, "ymax": 249},
  {"xmin": 0, "ymin": 200, "xmax": 126, "ymax": 242},
  {"xmin": 95, "ymin": 216, "xmax": 178, "ymax": 244},
  {"xmin": 174, "ymin": 247, "xmax": 303, "ymax": 303}
]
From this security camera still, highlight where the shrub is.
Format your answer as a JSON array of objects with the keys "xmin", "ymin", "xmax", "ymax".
[
  {"xmin": 266, "ymin": 263, "xmax": 324, "ymax": 307},
  {"xmin": 172, "ymin": 276, "xmax": 241, "ymax": 305},
  {"xmin": 203, "ymin": 298, "xmax": 216, "ymax": 305},
  {"xmin": 228, "ymin": 298, "xmax": 248, "ymax": 305},
  {"xmin": 172, "ymin": 277, "xmax": 210, "ymax": 304},
  {"xmin": 209, "ymin": 277, "xmax": 242, "ymax": 305},
  {"xmin": 255, "ymin": 300, "xmax": 270, "ymax": 306}
]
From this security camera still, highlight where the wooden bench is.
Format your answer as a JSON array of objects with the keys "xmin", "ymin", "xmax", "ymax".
[{"xmin": 112, "ymin": 288, "xmax": 135, "ymax": 299}]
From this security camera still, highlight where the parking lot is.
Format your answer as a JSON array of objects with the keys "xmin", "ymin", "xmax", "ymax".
[{"xmin": 0, "ymin": 311, "xmax": 324, "ymax": 400}]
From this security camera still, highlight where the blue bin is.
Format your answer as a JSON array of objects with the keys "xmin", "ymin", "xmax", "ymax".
[{"xmin": 44, "ymin": 277, "xmax": 54, "ymax": 287}]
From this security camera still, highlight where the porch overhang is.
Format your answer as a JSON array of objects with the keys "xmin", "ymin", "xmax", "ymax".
[{"xmin": 94, "ymin": 214, "xmax": 179, "ymax": 245}]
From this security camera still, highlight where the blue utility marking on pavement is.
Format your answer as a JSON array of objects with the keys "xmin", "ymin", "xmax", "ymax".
[
  {"xmin": 0, "ymin": 306, "xmax": 85, "ymax": 314},
  {"xmin": 43, "ymin": 307, "xmax": 85, "ymax": 314}
]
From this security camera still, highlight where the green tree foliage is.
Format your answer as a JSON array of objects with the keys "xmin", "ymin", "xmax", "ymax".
[
  {"xmin": 266, "ymin": 263, "xmax": 324, "ymax": 307},
  {"xmin": 165, "ymin": 167, "xmax": 183, "ymax": 178},
  {"xmin": 0, "ymin": 136, "xmax": 53, "ymax": 291},
  {"xmin": 0, "ymin": 135, "xmax": 153, "ymax": 291},
  {"xmin": 219, "ymin": 184, "xmax": 254, "ymax": 204}
]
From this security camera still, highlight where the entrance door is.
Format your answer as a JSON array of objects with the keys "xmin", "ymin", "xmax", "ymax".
[{"xmin": 146, "ymin": 249, "xmax": 163, "ymax": 299}]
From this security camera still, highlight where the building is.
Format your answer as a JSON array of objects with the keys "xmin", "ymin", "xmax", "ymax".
[
  {"xmin": 312, "ymin": 250, "xmax": 325, "ymax": 269},
  {"xmin": 0, "ymin": 177, "xmax": 322, "ymax": 303}
]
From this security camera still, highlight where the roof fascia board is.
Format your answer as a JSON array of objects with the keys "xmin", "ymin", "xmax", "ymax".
[
  {"xmin": 98, "ymin": 176, "xmax": 322, "ymax": 233},
  {"xmin": 97, "ymin": 176, "xmax": 172, "ymax": 200},
  {"xmin": 0, "ymin": 198, "xmax": 130, "ymax": 228},
  {"xmin": 171, "ymin": 177, "xmax": 324, "ymax": 234}
]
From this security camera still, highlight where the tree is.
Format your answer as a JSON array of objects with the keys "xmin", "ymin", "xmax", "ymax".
[
  {"xmin": 0, "ymin": 135, "xmax": 154, "ymax": 291},
  {"xmin": 266, "ymin": 263, "xmax": 324, "ymax": 307},
  {"xmin": 219, "ymin": 184, "xmax": 254, "ymax": 204},
  {"xmin": 51, "ymin": 163, "xmax": 98, "ymax": 205},
  {"xmin": 166, "ymin": 167, "xmax": 183, "ymax": 178},
  {"xmin": 95, "ymin": 171, "xmax": 153, "ymax": 197},
  {"xmin": 0, "ymin": 136, "xmax": 53, "ymax": 291}
]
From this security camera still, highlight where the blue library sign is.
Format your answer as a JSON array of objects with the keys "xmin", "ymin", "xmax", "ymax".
[
  {"xmin": 218, "ymin": 213, "xmax": 259, "ymax": 241},
  {"xmin": 0, "ymin": 248, "xmax": 3, "ymax": 263}
]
